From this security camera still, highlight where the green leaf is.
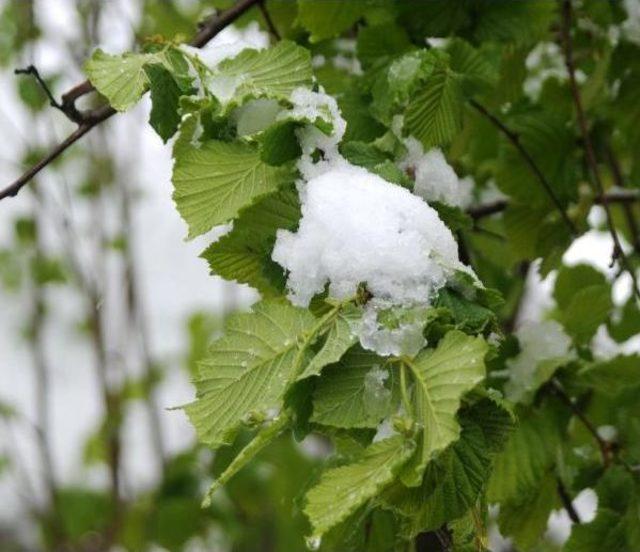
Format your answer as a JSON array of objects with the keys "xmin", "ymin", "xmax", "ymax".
[
  {"xmin": 577, "ymin": 355, "xmax": 640, "ymax": 397},
  {"xmin": 554, "ymin": 264, "xmax": 607, "ymax": 311},
  {"xmin": 560, "ymin": 284, "xmax": 613, "ymax": 344},
  {"xmin": 209, "ymin": 40, "xmax": 312, "ymax": 107},
  {"xmin": 311, "ymin": 347, "xmax": 391, "ymax": 429},
  {"xmin": 497, "ymin": 474, "xmax": 558, "ymax": 550},
  {"xmin": 304, "ymin": 436, "xmax": 415, "ymax": 538},
  {"xmin": 402, "ymin": 331, "xmax": 487, "ymax": 486},
  {"xmin": 488, "ymin": 403, "xmax": 562, "ymax": 503},
  {"xmin": 356, "ymin": 24, "xmax": 412, "ymax": 68},
  {"xmin": 446, "ymin": 38, "xmax": 498, "ymax": 95},
  {"xmin": 259, "ymin": 121, "xmax": 302, "ymax": 166},
  {"xmin": 172, "ymin": 140, "xmax": 295, "ymax": 238},
  {"xmin": 185, "ymin": 300, "xmax": 316, "ymax": 446},
  {"xmin": 383, "ymin": 399, "xmax": 511, "ymax": 537},
  {"xmin": 201, "ymin": 188, "xmax": 300, "ymax": 295},
  {"xmin": 608, "ymin": 298, "xmax": 640, "ymax": 343},
  {"xmin": 85, "ymin": 49, "xmax": 158, "ymax": 111},
  {"xmin": 145, "ymin": 63, "xmax": 182, "ymax": 142},
  {"xmin": 298, "ymin": 306, "xmax": 361, "ymax": 380},
  {"xmin": 564, "ymin": 509, "xmax": 628, "ymax": 552},
  {"xmin": 405, "ymin": 65, "xmax": 463, "ymax": 148},
  {"xmin": 297, "ymin": 0, "xmax": 369, "ymax": 42}
]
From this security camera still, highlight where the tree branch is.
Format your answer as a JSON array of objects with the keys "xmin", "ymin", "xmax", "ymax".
[
  {"xmin": 0, "ymin": 0, "xmax": 262, "ymax": 202},
  {"xmin": 549, "ymin": 379, "xmax": 612, "ymax": 467},
  {"xmin": 556, "ymin": 477, "xmax": 582, "ymax": 524},
  {"xmin": 258, "ymin": 0, "xmax": 281, "ymax": 40},
  {"xmin": 467, "ymin": 190, "xmax": 640, "ymax": 220},
  {"xmin": 560, "ymin": 0, "xmax": 640, "ymax": 300},
  {"xmin": 469, "ymin": 99, "xmax": 577, "ymax": 235}
]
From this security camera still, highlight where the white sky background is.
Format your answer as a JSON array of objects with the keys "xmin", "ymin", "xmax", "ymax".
[{"xmin": 0, "ymin": 0, "xmax": 637, "ymax": 548}]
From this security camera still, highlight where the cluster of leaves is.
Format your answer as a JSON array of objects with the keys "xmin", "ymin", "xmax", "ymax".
[{"xmin": 79, "ymin": 0, "xmax": 640, "ymax": 550}]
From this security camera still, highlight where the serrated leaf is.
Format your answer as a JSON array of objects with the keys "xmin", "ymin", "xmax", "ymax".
[
  {"xmin": 405, "ymin": 66, "xmax": 463, "ymax": 148},
  {"xmin": 384, "ymin": 399, "xmax": 511, "ymax": 538},
  {"xmin": 298, "ymin": 306, "xmax": 361, "ymax": 380},
  {"xmin": 259, "ymin": 120, "xmax": 302, "ymax": 165},
  {"xmin": 209, "ymin": 40, "xmax": 312, "ymax": 107},
  {"xmin": 201, "ymin": 188, "xmax": 300, "ymax": 295},
  {"xmin": 304, "ymin": 436, "xmax": 415, "ymax": 538},
  {"xmin": 145, "ymin": 63, "xmax": 182, "ymax": 142},
  {"xmin": 185, "ymin": 300, "xmax": 315, "ymax": 446},
  {"xmin": 311, "ymin": 347, "xmax": 390, "ymax": 429},
  {"xmin": 172, "ymin": 140, "xmax": 295, "ymax": 238},
  {"xmin": 401, "ymin": 331, "xmax": 487, "ymax": 486}
]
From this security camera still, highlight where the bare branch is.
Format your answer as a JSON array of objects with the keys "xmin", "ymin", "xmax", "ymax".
[
  {"xmin": 0, "ymin": 0, "xmax": 262, "ymax": 202},
  {"xmin": 258, "ymin": 0, "xmax": 281, "ymax": 40}
]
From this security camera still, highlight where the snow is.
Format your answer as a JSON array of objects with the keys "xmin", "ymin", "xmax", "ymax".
[
  {"xmin": 505, "ymin": 320, "xmax": 573, "ymax": 402},
  {"xmin": 332, "ymin": 54, "xmax": 363, "ymax": 75},
  {"xmin": 523, "ymin": 42, "xmax": 586, "ymax": 101},
  {"xmin": 272, "ymin": 164, "xmax": 463, "ymax": 309},
  {"xmin": 358, "ymin": 301, "xmax": 427, "ymax": 357},
  {"xmin": 399, "ymin": 137, "xmax": 473, "ymax": 208},
  {"xmin": 623, "ymin": 0, "xmax": 640, "ymax": 45},
  {"xmin": 363, "ymin": 365, "xmax": 391, "ymax": 411}
]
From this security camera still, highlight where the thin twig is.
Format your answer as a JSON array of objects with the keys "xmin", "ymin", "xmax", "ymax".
[
  {"xmin": 0, "ymin": 0, "xmax": 262, "ymax": 202},
  {"xmin": 258, "ymin": 0, "xmax": 281, "ymax": 40},
  {"xmin": 556, "ymin": 477, "xmax": 582, "ymax": 524},
  {"xmin": 606, "ymin": 145, "xmax": 640, "ymax": 254},
  {"xmin": 466, "ymin": 190, "xmax": 640, "ymax": 220},
  {"xmin": 549, "ymin": 380, "xmax": 611, "ymax": 467},
  {"xmin": 469, "ymin": 99, "xmax": 577, "ymax": 235},
  {"xmin": 560, "ymin": 0, "xmax": 640, "ymax": 300}
]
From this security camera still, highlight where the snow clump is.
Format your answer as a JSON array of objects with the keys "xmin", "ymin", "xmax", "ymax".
[
  {"xmin": 399, "ymin": 137, "xmax": 473, "ymax": 208},
  {"xmin": 272, "ymin": 163, "xmax": 463, "ymax": 308},
  {"xmin": 505, "ymin": 320, "xmax": 573, "ymax": 402}
]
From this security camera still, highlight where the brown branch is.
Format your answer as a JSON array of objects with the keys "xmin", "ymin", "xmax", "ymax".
[
  {"xmin": 0, "ymin": 0, "xmax": 262, "ymax": 202},
  {"xmin": 469, "ymin": 99, "xmax": 577, "ymax": 235},
  {"xmin": 556, "ymin": 477, "xmax": 582, "ymax": 524},
  {"xmin": 560, "ymin": 0, "xmax": 640, "ymax": 300}
]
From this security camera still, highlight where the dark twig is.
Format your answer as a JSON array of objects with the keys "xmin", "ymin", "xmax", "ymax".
[
  {"xmin": 560, "ymin": 0, "xmax": 640, "ymax": 300},
  {"xmin": 0, "ymin": 0, "xmax": 262, "ymax": 202},
  {"xmin": 469, "ymin": 99, "xmax": 577, "ymax": 235},
  {"xmin": 556, "ymin": 477, "xmax": 582, "ymax": 524},
  {"xmin": 258, "ymin": 0, "xmax": 281, "ymax": 40},
  {"xmin": 549, "ymin": 380, "xmax": 612, "ymax": 467},
  {"xmin": 466, "ymin": 190, "xmax": 640, "ymax": 221}
]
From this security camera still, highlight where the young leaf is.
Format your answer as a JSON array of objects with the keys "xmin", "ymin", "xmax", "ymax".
[
  {"xmin": 304, "ymin": 436, "xmax": 415, "ymax": 539},
  {"xmin": 405, "ymin": 65, "xmax": 463, "ymax": 148},
  {"xmin": 185, "ymin": 300, "xmax": 316, "ymax": 447},
  {"xmin": 401, "ymin": 331, "xmax": 487, "ymax": 486},
  {"xmin": 85, "ymin": 49, "xmax": 158, "ymax": 111},
  {"xmin": 298, "ymin": 306, "xmax": 361, "ymax": 380},
  {"xmin": 172, "ymin": 140, "xmax": 295, "ymax": 238},
  {"xmin": 209, "ymin": 40, "xmax": 312, "ymax": 107}
]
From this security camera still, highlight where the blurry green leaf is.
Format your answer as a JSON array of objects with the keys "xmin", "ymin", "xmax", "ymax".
[
  {"xmin": 297, "ymin": 0, "xmax": 368, "ymax": 42},
  {"xmin": 554, "ymin": 264, "xmax": 607, "ymax": 310},
  {"xmin": 560, "ymin": 284, "xmax": 612, "ymax": 344}
]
